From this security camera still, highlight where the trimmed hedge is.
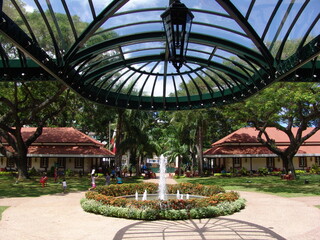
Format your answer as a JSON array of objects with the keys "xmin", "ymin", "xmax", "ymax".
[
  {"xmin": 95, "ymin": 182, "xmax": 225, "ymax": 197},
  {"xmin": 82, "ymin": 182, "xmax": 245, "ymax": 220},
  {"xmin": 85, "ymin": 191, "xmax": 239, "ymax": 210},
  {"xmin": 81, "ymin": 198, "xmax": 246, "ymax": 220}
]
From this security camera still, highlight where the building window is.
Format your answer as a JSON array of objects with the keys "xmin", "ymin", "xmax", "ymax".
[
  {"xmin": 75, "ymin": 158, "xmax": 84, "ymax": 169},
  {"xmin": 6, "ymin": 158, "xmax": 15, "ymax": 168},
  {"xmin": 0, "ymin": 157, "xmax": 5, "ymax": 165},
  {"xmin": 299, "ymin": 157, "xmax": 307, "ymax": 168},
  {"xmin": 57, "ymin": 158, "xmax": 66, "ymax": 168},
  {"xmin": 233, "ymin": 157, "xmax": 242, "ymax": 168},
  {"xmin": 315, "ymin": 157, "xmax": 320, "ymax": 166},
  {"xmin": 266, "ymin": 157, "xmax": 275, "ymax": 168},
  {"xmin": 40, "ymin": 158, "xmax": 48, "ymax": 168}
]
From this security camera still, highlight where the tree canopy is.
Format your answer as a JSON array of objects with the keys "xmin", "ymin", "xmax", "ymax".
[{"xmin": 222, "ymin": 82, "xmax": 320, "ymax": 177}]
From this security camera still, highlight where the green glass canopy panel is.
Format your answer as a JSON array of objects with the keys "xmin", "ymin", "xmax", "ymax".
[{"xmin": 0, "ymin": 0, "xmax": 319, "ymax": 110}]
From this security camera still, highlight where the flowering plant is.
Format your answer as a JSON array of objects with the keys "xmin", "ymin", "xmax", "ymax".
[
  {"xmin": 86, "ymin": 183, "xmax": 239, "ymax": 210},
  {"xmin": 83, "ymin": 183, "xmax": 245, "ymax": 220}
]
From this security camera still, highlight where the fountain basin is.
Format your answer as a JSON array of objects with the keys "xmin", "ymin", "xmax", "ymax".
[
  {"xmin": 82, "ymin": 182, "xmax": 245, "ymax": 220},
  {"xmin": 117, "ymin": 194, "xmax": 206, "ymax": 200}
]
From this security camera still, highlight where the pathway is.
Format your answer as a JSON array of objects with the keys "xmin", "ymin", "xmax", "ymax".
[{"xmin": 0, "ymin": 174, "xmax": 319, "ymax": 240}]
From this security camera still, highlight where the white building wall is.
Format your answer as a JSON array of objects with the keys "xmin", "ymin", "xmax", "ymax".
[{"xmin": 253, "ymin": 158, "xmax": 267, "ymax": 170}]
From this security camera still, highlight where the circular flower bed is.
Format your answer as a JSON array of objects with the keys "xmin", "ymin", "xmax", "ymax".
[{"xmin": 81, "ymin": 182, "xmax": 245, "ymax": 220}]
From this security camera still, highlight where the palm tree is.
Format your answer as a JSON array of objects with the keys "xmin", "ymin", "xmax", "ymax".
[
  {"xmin": 118, "ymin": 110, "xmax": 158, "ymax": 175},
  {"xmin": 164, "ymin": 137, "xmax": 189, "ymax": 176}
]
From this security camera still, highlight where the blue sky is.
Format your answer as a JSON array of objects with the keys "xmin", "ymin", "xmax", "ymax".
[
  {"xmin": 17, "ymin": 0, "xmax": 320, "ymax": 97},
  {"xmin": 21, "ymin": 0, "xmax": 319, "ymax": 43}
]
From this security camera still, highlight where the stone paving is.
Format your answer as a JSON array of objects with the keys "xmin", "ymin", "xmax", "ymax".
[{"xmin": 0, "ymin": 174, "xmax": 319, "ymax": 240}]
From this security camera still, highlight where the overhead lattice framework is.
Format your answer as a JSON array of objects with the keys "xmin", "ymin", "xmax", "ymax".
[{"xmin": 0, "ymin": 0, "xmax": 319, "ymax": 110}]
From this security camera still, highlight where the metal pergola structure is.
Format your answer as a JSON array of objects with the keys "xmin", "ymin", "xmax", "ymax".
[{"xmin": 0, "ymin": 0, "xmax": 319, "ymax": 111}]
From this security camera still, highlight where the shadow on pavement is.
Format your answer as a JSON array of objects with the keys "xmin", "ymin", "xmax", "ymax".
[{"xmin": 113, "ymin": 217, "xmax": 285, "ymax": 240}]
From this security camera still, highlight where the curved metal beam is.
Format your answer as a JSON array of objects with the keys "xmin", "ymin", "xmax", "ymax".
[
  {"xmin": 64, "ymin": 0, "xmax": 129, "ymax": 61},
  {"xmin": 217, "ymin": 0, "xmax": 274, "ymax": 68},
  {"xmin": 67, "ymin": 31, "xmax": 268, "ymax": 69}
]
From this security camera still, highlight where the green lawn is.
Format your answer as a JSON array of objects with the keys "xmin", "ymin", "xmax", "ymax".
[
  {"xmin": 0, "ymin": 206, "xmax": 9, "ymax": 220},
  {"xmin": 0, "ymin": 175, "xmax": 143, "ymax": 198},
  {"xmin": 176, "ymin": 174, "xmax": 320, "ymax": 197},
  {"xmin": 1, "ymin": 174, "xmax": 320, "ymax": 198}
]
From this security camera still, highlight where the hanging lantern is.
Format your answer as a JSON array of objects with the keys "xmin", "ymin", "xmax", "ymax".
[{"xmin": 161, "ymin": 0, "xmax": 194, "ymax": 72}]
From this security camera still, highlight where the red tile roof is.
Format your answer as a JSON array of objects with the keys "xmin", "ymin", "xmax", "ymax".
[
  {"xmin": 204, "ymin": 145, "xmax": 320, "ymax": 156},
  {"xmin": 22, "ymin": 127, "xmax": 103, "ymax": 145},
  {"xmin": 204, "ymin": 127, "xmax": 320, "ymax": 156},
  {"xmin": 4, "ymin": 127, "xmax": 114, "ymax": 157},
  {"xmin": 213, "ymin": 127, "xmax": 320, "ymax": 146},
  {"xmin": 28, "ymin": 145, "xmax": 113, "ymax": 157}
]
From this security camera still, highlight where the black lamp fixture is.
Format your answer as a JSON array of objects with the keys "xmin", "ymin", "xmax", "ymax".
[{"xmin": 161, "ymin": 0, "xmax": 194, "ymax": 72}]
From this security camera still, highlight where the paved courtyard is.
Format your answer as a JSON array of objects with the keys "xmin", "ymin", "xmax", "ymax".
[{"xmin": 0, "ymin": 174, "xmax": 320, "ymax": 240}]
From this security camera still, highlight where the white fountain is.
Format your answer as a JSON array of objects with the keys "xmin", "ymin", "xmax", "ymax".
[
  {"xmin": 176, "ymin": 190, "xmax": 180, "ymax": 199},
  {"xmin": 142, "ymin": 190, "xmax": 147, "ymax": 200},
  {"xmin": 135, "ymin": 191, "xmax": 139, "ymax": 201},
  {"xmin": 122, "ymin": 154, "xmax": 203, "ymax": 201},
  {"xmin": 158, "ymin": 154, "xmax": 167, "ymax": 200}
]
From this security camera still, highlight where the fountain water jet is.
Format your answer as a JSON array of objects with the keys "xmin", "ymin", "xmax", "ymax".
[
  {"xmin": 142, "ymin": 190, "xmax": 147, "ymax": 200},
  {"xmin": 135, "ymin": 191, "xmax": 138, "ymax": 201},
  {"xmin": 123, "ymin": 155, "xmax": 204, "ymax": 201},
  {"xmin": 176, "ymin": 190, "xmax": 180, "ymax": 199},
  {"xmin": 158, "ymin": 155, "xmax": 167, "ymax": 200}
]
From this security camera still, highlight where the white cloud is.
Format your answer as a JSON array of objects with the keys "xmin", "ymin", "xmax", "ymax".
[
  {"xmin": 25, "ymin": 4, "xmax": 35, "ymax": 13},
  {"xmin": 121, "ymin": 0, "xmax": 161, "ymax": 11}
]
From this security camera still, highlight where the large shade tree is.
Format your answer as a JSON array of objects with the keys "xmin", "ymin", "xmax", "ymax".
[
  {"xmin": 0, "ymin": 81, "xmax": 68, "ymax": 180},
  {"xmin": 0, "ymin": 2, "xmax": 117, "ymax": 179},
  {"xmin": 223, "ymin": 82, "xmax": 320, "ymax": 179}
]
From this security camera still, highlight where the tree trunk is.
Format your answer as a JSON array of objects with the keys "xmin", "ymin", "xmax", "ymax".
[
  {"xmin": 136, "ymin": 155, "xmax": 142, "ymax": 176},
  {"xmin": 196, "ymin": 122, "xmax": 204, "ymax": 176},
  {"xmin": 288, "ymin": 158, "xmax": 297, "ymax": 179},
  {"xmin": 136, "ymin": 159, "xmax": 140, "ymax": 176},
  {"xmin": 114, "ymin": 109, "xmax": 124, "ymax": 170},
  {"xmin": 190, "ymin": 150, "xmax": 196, "ymax": 174},
  {"xmin": 12, "ymin": 130, "xmax": 30, "ymax": 180},
  {"xmin": 281, "ymin": 155, "xmax": 297, "ymax": 179},
  {"xmin": 15, "ymin": 155, "xmax": 29, "ymax": 180},
  {"xmin": 177, "ymin": 155, "xmax": 181, "ymax": 176}
]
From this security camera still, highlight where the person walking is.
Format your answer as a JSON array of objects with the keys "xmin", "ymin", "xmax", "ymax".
[
  {"xmin": 89, "ymin": 174, "xmax": 98, "ymax": 190},
  {"xmin": 62, "ymin": 179, "xmax": 67, "ymax": 193},
  {"xmin": 40, "ymin": 174, "xmax": 48, "ymax": 188},
  {"xmin": 105, "ymin": 173, "xmax": 111, "ymax": 185}
]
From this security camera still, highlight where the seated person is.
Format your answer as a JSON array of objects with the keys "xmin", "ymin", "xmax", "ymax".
[{"xmin": 116, "ymin": 176, "xmax": 123, "ymax": 184}]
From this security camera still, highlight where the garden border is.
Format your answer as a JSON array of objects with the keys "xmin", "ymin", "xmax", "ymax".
[{"xmin": 81, "ymin": 182, "xmax": 246, "ymax": 220}]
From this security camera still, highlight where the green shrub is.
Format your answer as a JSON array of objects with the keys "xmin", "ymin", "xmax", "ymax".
[
  {"xmin": 80, "ymin": 198, "xmax": 246, "ymax": 221},
  {"xmin": 214, "ymin": 173, "xmax": 232, "ymax": 177},
  {"xmin": 96, "ymin": 183, "xmax": 158, "ymax": 197},
  {"xmin": 159, "ymin": 209, "xmax": 188, "ymax": 220},
  {"xmin": 167, "ymin": 182, "xmax": 225, "ymax": 196},
  {"xmin": 141, "ymin": 208, "xmax": 158, "ymax": 220},
  {"xmin": 65, "ymin": 169, "xmax": 74, "ymax": 177},
  {"xmin": 81, "ymin": 183, "xmax": 246, "ymax": 220},
  {"xmin": 310, "ymin": 164, "xmax": 320, "ymax": 174},
  {"xmin": 85, "ymin": 189, "xmax": 239, "ymax": 211},
  {"xmin": 239, "ymin": 167, "xmax": 248, "ymax": 176},
  {"xmin": 81, "ymin": 199, "xmax": 102, "ymax": 214},
  {"xmin": 0, "ymin": 172, "xmax": 15, "ymax": 176},
  {"xmin": 295, "ymin": 170, "xmax": 307, "ymax": 175},
  {"xmin": 28, "ymin": 167, "xmax": 38, "ymax": 176},
  {"xmin": 258, "ymin": 168, "xmax": 268, "ymax": 175},
  {"xmin": 271, "ymin": 171, "xmax": 281, "ymax": 176}
]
